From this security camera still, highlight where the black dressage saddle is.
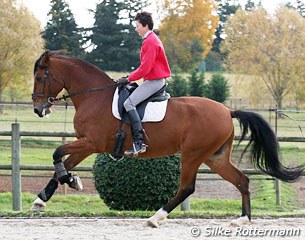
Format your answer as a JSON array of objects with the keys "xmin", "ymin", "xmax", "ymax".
[{"xmin": 117, "ymin": 82, "xmax": 170, "ymax": 124}]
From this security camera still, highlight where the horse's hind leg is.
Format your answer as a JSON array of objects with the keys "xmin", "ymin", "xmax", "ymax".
[
  {"xmin": 205, "ymin": 136, "xmax": 251, "ymax": 226},
  {"xmin": 147, "ymin": 154, "xmax": 202, "ymax": 228}
]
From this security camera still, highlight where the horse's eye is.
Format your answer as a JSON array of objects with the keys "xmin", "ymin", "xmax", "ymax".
[{"xmin": 36, "ymin": 77, "xmax": 42, "ymax": 82}]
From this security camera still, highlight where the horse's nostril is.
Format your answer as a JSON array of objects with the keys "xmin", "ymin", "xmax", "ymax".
[{"xmin": 34, "ymin": 108, "xmax": 39, "ymax": 114}]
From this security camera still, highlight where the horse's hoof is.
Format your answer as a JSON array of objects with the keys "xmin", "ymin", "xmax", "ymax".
[
  {"xmin": 147, "ymin": 208, "xmax": 168, "ymax": 228},
  {"xmin": 30, "ymin": 203, "xmax": 44, "ymax": 212},
  {"xmin": 230, "ymin": 216, "xmax": 250, "ymax": 227},
  {"xmin": 147, "ymin": 217, "xmax": 159, "ymax": 228},
  {"xmin": 30, "ymin": 198, "xmax": 46, "ymax": 212},
  {"xmin": 69, "ymin": 173, "xmax": 83, "ymax": 191}
]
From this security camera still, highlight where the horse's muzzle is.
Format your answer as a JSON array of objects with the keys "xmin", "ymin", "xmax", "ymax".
[{"xmin": 33, "ymin": 104, "xmax": 52, "ymax": 118}]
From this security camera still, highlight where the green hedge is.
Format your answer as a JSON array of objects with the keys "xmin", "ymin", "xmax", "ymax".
[{"xmin": 93, "ymin": 154, "xmax": 180, "ymax": 211}]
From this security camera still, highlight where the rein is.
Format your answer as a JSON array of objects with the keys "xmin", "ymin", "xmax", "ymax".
[{"xmin": 51, "ymin": 83, "xmax": 117, "ymax": 104}]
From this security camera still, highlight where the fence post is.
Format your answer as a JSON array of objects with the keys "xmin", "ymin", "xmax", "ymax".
[
  {"xmin": 181, "ymin": 196, "xmax": 190, "ymax": 211},
  {"xmin": 274, "ymin": 107, "xmax": 281, "ymax": 205},
  {"xmin": 275, "ymin": 179, "xmax": 281, "ymax": 205},
  {"xmin": 12, "ymin": 123, "xmax": 22, "ymax": 211}
]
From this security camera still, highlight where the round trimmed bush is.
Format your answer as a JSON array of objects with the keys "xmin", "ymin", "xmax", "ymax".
[{"xmin": 93, "ymin": 154, "xmax": 180, "ymax": 210}]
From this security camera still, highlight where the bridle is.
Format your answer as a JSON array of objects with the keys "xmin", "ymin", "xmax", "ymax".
[
  {"xmin": 32, "ymin": 64, "xmax": 117, "ymax": 108},
  {"xmin": 31, "ymin": 64, "xmax": 60, "ymax": 108}
]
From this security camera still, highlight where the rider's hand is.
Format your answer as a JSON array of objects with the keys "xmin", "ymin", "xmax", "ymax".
[{"xmin": 116, "ymin": 77, "xmax": 129, "ymax": 84}]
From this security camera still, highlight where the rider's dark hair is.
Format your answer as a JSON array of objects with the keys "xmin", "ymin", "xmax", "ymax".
[{"xmin": 135, "ymin": 12, "xmax": 154, "ymax": 30}]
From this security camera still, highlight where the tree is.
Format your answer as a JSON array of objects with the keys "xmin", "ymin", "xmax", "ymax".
[
  {"xmin": 120, "ymin": 0, "xmax": 149, "ymax": 71},
  {"xmin": 190, "ymin": 38, "xmax": 204, "ymax": 67},
  {"xmin": 188, "ymin": 68, "xmax": 206, "ymax": 97},
  {"xmin": 167, "ymin": 67, "xmax": 188, "ymax": 97},
  {"xmin": 87, "ymin": 0, "xmax": 152, "ymax": 71},
  {"xmin": 286, "ymin": 0, "xmax": 305, "ymax": 17},
  {"xmin": 206, "ymin": 73, "xmax": 230, "ymax": 103},
  {"xmin": 43, "ymin": 0, "xmax": 83, "ymax": 57},
  {"xmin": 87, "ymin": 0, "xmax": 128, "ymax": 71},
  {"xmin": 296, "ymin": 0, "xmax": 305, "ymax": 17},
  {"xmin": 212, "ymin": 0, "xmax": 240, "ymax": 53},
  {"xmin": 221, "ymin": 7, "xmax": 305, "ymax": 109},
  {"xmin": 244, "ymin": 0, "xmax": 256, "ymax": 11},
  {"xmin": 207, "ymin": 0, "xmax": 240, "ymax": 71},
  {"xmin": 0, "ymin": 0, "xmax": 44, "ymax": 109},
  {"xmin": 88, "ymin": 0, "xmax": 147, "ymax": 71},
  {"xmin": 204, "ymin": 51, "xmax": 223, "ymax": 71},
  {"xmin": 158, "ymin": 0, "xmax": 219, "ymax": 70}
]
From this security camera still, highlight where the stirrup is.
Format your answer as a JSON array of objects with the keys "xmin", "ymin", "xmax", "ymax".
[{"xmin": 124, "ymin": 143, "xmax": 147, "ymax": 157}]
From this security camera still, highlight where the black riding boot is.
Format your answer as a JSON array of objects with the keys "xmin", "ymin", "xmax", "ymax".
[{"xmin": 125, "ymin": 109, "xmax": 147, "ymax": 157}]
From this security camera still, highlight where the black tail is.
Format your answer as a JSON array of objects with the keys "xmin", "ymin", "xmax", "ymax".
[{"xmin": 231, "ymin": 110, "xmax": 304, "ymax": 182}]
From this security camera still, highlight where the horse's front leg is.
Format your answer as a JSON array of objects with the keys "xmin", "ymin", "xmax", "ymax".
[
  {"xmin": 52, "ymin": 138, "xmax": 96, "ymax": 187},
  {"xmin": 30, "ymin": 138, "xmax": 96, "ymax": 211}
]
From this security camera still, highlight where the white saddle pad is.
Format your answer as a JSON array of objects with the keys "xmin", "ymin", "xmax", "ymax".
[{"xmin": 112, "ymin": 88, "xmax": 168, "ymax": 122}]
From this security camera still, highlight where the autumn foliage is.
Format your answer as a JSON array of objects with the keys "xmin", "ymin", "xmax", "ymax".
[
  {"xmin": 0, "ymin": 0, "xmax": 44, "ymax": 104},
  {"xmin": 158, "ymin": 0, "xmax": 219, "ymax": 70},
  {"xmin": 221, "ymin": 7, "xmax": 305, "ymax": 109}
]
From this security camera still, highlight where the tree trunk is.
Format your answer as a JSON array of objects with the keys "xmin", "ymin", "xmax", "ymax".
[
  {"xmin": 0, "ymin": 78, "xmax": 3, "ymax": 114},
  {"xmin": 276, "ymin": 96, "xmax": 284, "ymax": 118}
]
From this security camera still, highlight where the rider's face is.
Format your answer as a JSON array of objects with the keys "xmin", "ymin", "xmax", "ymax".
[{"xmin": 135, "ymin": 20, "xmax": 149, "ymax": 37}]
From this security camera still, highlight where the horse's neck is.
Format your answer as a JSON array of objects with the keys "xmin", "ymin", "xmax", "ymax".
[{"xmin": 61, "ymin": 62, "xmax": 114, "ymax": 110}]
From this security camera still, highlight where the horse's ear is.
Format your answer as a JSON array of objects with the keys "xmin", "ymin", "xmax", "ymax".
[
  {"xmin": 40, "ymin": 50, "xmax": 50, "ymax": 67},
  {"xmin": 39, "ymin": 49, "xmax": 67, "ymax": 67}
]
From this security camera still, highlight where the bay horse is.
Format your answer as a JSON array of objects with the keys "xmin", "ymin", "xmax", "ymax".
[{"xmin": 31, "ymin": 50, "xmax": 304, "ymax": 227}]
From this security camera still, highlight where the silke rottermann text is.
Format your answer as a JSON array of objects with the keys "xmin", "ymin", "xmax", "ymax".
[{"xmin": 204, "ymin": 226, "xmax": 301, "ymax": 237}]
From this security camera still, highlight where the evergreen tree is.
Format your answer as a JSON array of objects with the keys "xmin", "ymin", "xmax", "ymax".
[
  {"xmin": 297, "ymin": 0, "xmax": 305, "ymax": 17},
  {"xmin": 213, "ymin": 0, "xmax": 240, "ymax": 53},
  {"xmin": 43, "ymin": 0, "xmax": 83, "ymax": 57},
  {"xmin": 167, "ymin": 67, "xmax": 188, "ymax": 97},
  {"xmin": 190, "ymin": 38, "xmax": 204, "ymax": 67},
  {"xmin": 204, "ymin": 51, "xmax": 223, "ymax": 71},
  {"xmin": 285, "ymin": 1, "xmax": 295, "ymax": 9},
  {"xmin": 121, "ymin": 0, "xmax": 149, "ymax": 71},
  {"xmin": 206, "ymin": 73, "xmax": 230, "ymax": 103},
  {"xmin": 87, "ymin": 0, "xmax": 152, "ymax": 71},
  {"xmin": 208, "ymin": 0, "xmax": 240, "ymax": 72},
  {"xmin": 87, "ymin": 0, "xmax": 128, "ymax": 71},
  {"xmin": 188, "ymin": 68, "xmax": 206, "ymax": 97},
  {"xmin": 286, "ymin": 1, "xmax": 305, "ymax": 17},
  {"xmin": 245, "ymin": 0, "xmax": 256, "ymax": 11}
]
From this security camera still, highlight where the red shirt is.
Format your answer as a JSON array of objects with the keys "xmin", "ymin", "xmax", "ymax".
[{"xmin": 128, "ymin": 31, "xmax": 171, "ymax": 81}]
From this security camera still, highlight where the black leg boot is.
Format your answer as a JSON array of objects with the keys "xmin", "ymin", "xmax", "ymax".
[{"xmin": 125, "ymin": 109, "xmax": 147, "ymax": 157}]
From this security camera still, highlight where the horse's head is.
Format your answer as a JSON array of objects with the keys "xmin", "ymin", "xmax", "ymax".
[{"xmin": 32, "ymin": 50, "xmax": 65, "ymax": 117}]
